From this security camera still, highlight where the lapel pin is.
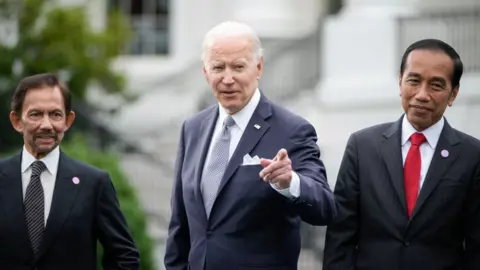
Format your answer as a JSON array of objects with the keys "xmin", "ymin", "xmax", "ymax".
[
  {"xmin": 441, "ymin": 149, "xmax": 449, "ymax": 158},
  {"xmin": 72, "ymin": 177, "xmax": 80, "ymax": 185},
  {"xmin": 254, "ymin": 124, "xmax": 261, "ymax": 129}
]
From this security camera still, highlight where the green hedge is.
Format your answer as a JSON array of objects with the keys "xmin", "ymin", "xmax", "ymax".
[{"xmin": 61, "ymin": 135, "xmax": 155, "ymax": 270}]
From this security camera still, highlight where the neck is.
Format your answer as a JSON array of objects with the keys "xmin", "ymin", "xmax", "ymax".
[{"xmin": 25, "ymin": 145, "xmax": 50, "ymax": 160}]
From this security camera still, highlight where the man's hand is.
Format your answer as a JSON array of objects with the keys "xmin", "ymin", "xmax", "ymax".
[{"xmin": 259, "ymin": 149, "xmax": 293, "ymax": 190}]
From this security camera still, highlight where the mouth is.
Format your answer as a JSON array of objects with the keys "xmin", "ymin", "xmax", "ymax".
[
  {"xmin": 220, "ymin": 91, "xmax": 239, "ymax": 97},
  {"xmin": 410, "ymin": 105, "xmax": 432, "ymax": 112},
  {"xmin": 35, "ymin": 134, "xmax": 57, "ymax": 143}
]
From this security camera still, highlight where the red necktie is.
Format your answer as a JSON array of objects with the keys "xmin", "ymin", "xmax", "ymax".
[{"xmin": 404, "ymin": 132, "xmax": 426, "ymax": 218}]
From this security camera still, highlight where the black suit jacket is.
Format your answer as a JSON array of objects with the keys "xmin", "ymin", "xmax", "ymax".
[
  {"xmin": 0, "ymin": 151, "xmax": 140, "ymax": 270},
  {"xmin": 323, "ymin": 116, "xmax": 480, "ymax": 270},
  {"xmin": 164, "ymin": 95, "xmax": 336, "ymax": 270}
]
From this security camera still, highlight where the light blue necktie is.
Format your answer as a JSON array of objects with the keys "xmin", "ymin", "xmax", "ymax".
[{"xmin": 201, "ymin": 116, "xmax": 236, "ymax": 218}]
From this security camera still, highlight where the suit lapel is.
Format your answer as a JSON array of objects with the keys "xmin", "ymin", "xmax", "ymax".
[
  {"xmin": 0, "ymin": 152, "xmax": 34, "ymax": 261},
  {"xmin": 36, "ymin": 152, "xmax": 81, "ymax": 260},
  {"xmin": 193, "ymin": 107, "xmax": 218, "ymax": 218},
  {"xmin": 380, "ymin": 117, "xmax": 407, "ymax": 214},
  {"xmin": 411, "ymin": 122, "xmax": 460, "ymax": 219},
  {"xmin": 215, "ymin": 97, "xmax": 272, "ymax": 199}
]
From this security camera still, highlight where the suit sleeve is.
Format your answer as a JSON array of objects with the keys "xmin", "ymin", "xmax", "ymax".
[
  {"xmin": 164, "ymin": 122, "xmax": 190, "ymax": 270},
  {"xmin": 96, "ymin": 173, "xmax": 140, "ymax": 270},
  {"xmin": 287, "ymin": 122, "xmax": 337, "ymax": 226},
  {"xmin": 323, "ymin": 133, "xmax": 360, "ymax": 270},
  {"xmin": 464, "ymin": 161, "xmax": 480, "ymax": 270}
]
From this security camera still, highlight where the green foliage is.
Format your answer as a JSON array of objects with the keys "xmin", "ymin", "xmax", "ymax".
[
  {"xmin": 61, "ymin": 134, "xmax": 155, "ymax": 270},
  {"xmin": 0, "ymin": 0, "xmax": 132, "ymax": 151}
]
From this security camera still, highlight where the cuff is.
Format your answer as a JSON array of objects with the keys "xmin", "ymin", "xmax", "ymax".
[{"xmin": 270, "ymin": 171, "xmax": 301, "ymax": 199}]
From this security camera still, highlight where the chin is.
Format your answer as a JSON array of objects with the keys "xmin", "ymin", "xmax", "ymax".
[
  {"xmin": 36, "ymin": 144, "xmax": 56, "ymax": 153},
  {"xmin": 221, "ymin": 101, "xmax": 240, "ymax": 111}
]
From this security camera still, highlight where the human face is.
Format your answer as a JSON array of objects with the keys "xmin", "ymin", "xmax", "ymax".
[
  {"xmin": 399, "ymin": 49, "xmax": 458, "ymax": 131},
  {"xmin": 203, "ymin": 35, "xmax": 263, "ymax": 114},
  {"xmin": 10, "ymin": 86, "xmax": 75, "ymax": 158}
]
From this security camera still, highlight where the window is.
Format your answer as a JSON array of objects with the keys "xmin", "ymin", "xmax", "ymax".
[{"xmin": 108, "ymin": 0, "xmax": 169, "ymax": 55}]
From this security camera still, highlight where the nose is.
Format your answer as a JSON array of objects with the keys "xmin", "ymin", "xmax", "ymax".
[
  {"xmin": 415, "ymin": 83, "xmax": 431, "ymax": 102},
  {"xmin": 222, "ymin": 70, "xmax": 235, "ymax": 84},
  {"xmin": 39, "ymin": 115, "xmax": 53, "ymax": 130}
]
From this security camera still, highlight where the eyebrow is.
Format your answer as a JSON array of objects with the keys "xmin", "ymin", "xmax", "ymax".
[
  {"xmin": 430, "ymin": 77, "xmax": 446, "ymax": 84},
  {"xmin": 28, "ymin": 109, "xmax": 63, "ymax": 113},
  {"xmin": 406, "ymin": 72, "xmax": 421, "ymax": 77}
]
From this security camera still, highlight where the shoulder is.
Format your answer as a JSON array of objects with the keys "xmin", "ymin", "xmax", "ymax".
[
  {"xmin": 265, "ymin": 101, "xmax": 315, "ymax": 137},
  {"xmin": 351, "ymin": 122, "xmax": 394, "ymax": 140},
  {"xmin": 0, "ymin": 154, "xmax": 16, "ymax": 166},
  {"xmin": 270, "ymin": 103, "xmax": 311, "ymax": 128},
  {"xmin": 0, "ymin": 153, "xmax": 20, "ymax": 174},
  {"xmin": 184, "ymin": 106, "xmax": 216, "ymax": 126},
  {"xmin": 452, "ymin": 128, "xmax": 480, "ymax": 151}
]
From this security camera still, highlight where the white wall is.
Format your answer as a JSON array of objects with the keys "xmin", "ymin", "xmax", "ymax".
[
  {"xmin": 109, "ymin": 0, "xmax": 326, "ymax": 92},
  {"xmin": 313, "ymin": 0, "xmax": 480, "ymax": 188},
  {"xmin": 317, "ymin": 0, "xmax": 480, "ymax": 107}
]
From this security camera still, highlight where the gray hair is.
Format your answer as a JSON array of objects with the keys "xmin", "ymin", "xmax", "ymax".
[{"xmin": 201, "ymin": 21, "xmax": 264, "ymax": 63}]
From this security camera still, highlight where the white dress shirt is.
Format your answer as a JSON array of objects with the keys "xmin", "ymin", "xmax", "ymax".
[
  {"xmin": 401, "ymin": 116, "xmax": 444, "ymax": 190},
  {"xmin": 21, "ymin": 145, "xmax": 60, "ymax": 226},
  {"xmin": 204, "ymin": 88, "xmax": 301, "ymax": 199}
]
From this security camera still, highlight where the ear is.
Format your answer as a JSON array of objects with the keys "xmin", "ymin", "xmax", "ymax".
[
  {"xmin": 256, "ymin": 56, "xmax": 264, "ymax": 79},
  {"xmin": 398, "ymin": 73, "xmax": 403, "ymax": 96},
  {"xmin": 64, "ymin": 111, "xmax": 76, "ymax": 131},
  {"xmin": 202, "ymin": 63, "xmax": 209, "ymax": 81},
  {"xmin": 447, "ymin": 86, "xmax": 459, "ymax": 107},
  {"xmin": 9, "ymin": 111, "xmax": 23, "ymax": 133}
]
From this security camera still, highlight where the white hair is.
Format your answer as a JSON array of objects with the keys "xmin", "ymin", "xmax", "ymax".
[{"xmin": 201, "ymin": 21, "xmax": 264, "ymax": 63}]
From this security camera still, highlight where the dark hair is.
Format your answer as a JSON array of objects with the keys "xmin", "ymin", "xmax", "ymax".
[
  {"xmin": 399, "ymin": 39, "xmax": 463, "ymax": 89},
  {"xmin": 11, "ymin": 73, "xmax": 72, "ymax": 115}
]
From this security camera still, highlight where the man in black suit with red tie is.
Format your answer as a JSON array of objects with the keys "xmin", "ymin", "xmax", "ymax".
[
  {"xmin": 0, "ymin": 73, "xmax": 139, "ymax": 269},
  {"xmin": 323, "ymin": 39, "xmax": 480, "ymax": 270}
]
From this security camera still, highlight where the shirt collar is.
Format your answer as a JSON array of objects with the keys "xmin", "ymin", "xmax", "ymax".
[
  {"xmin": 21, "ymin": 145, "xmax": 60, "ymax": 175},
  {"xmin": 217, "ymin": 88, "xmax": 261, "ymax": 131},
  {"xmin": 401, "ymin": 115, "xmax": 444, "ymax": 149}
]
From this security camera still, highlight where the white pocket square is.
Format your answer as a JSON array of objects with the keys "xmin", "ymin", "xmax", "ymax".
[{"xmin": 241, "ymin": 154, "xmax": 261, "ymax": 166}]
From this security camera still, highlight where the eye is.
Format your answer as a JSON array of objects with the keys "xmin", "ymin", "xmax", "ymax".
[
  {"xmin": 407, "ymin": 78, "xmax": 420, "ymax": 84},
  {"xmin": 212, "ymin": 66, "xmax": 224, "ymax": 71},
  {"xmin": 235, "ymin": 65, "xmax": 244, "ymax": 69},
  {"xmin": 431, "ymin": 83, "xmax": 444, "ymax": 90},
  {"xmin": 29, "ymin": 112, "xmax": 41, "ymax": 118}
]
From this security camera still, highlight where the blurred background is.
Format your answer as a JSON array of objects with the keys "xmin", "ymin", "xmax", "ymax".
[{"xmin": 1, "ymin": 0, "xmax": 479, "ymax": 269}]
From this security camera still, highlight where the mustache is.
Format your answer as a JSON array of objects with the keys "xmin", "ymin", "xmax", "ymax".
[{"xmin": 33, "ymin": 133, "xmax": 58, "ymax": 140}]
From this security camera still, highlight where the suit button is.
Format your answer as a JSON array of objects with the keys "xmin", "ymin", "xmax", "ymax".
[
  {"xmin": 404, "ymin": 241, "xmax": 410, "ymax": 246},
  {"xmin": 206, "ymin": 230, "xmax": 212, "ymax": 239}
]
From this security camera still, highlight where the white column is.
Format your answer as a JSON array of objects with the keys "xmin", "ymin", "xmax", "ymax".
[
  {"xmin": 316, "ymin": 0, "xmax": 419, "ymax": 107},
  {"xmin": 416, "ymin": 0, "xmax": 480, "ymax": 13},
  {"xmin": 231, "ymin": 0, "xmax": 324, "ymax": 38},
  {"xmin": 342, "ymin": 0, "xmax": 418, "ymax": 16}
]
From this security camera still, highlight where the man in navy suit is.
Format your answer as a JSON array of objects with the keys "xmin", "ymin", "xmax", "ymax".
[
  {"xmin": 164, "ymin": 21, "xmax": 336, "ymax": 270},
  {"xmin": 0, "ymin": 73, "xmax": 139, "ymax": 269}
]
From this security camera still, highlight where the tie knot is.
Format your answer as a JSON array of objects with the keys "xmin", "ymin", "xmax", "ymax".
[
  {"xmin": 223, "ymin": 116, "xmax": 235, "ymax": 128},
  {"xmin": 410, "ymin": 132, "xmax": 426, "ymax": 146},
  {"xmin": 31, "ymin": 161, "xmax": 47, "ymax": 177}
]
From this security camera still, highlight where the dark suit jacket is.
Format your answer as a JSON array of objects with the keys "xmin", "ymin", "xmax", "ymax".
[
  {"xmin": 0, "ymin": 151, "xmax": 140, "ymax": 270},
  {"xmin": 164, "ymin": 95, "xmax": 336, "ymax": 270},
  {"xmin": 323, "ymin": 115, "xmax": 480, "ymax": 270}
]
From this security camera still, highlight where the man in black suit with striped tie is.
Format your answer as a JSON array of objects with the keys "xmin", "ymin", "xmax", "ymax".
[{"xmin": 0, "ymin": 73, "xmax": 140, "ymax": 269}]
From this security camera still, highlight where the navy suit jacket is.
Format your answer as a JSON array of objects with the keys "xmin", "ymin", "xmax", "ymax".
[
  {"xmin": 164, "ymin": 95, "xmax": 336, "ymax": 270},
  {"xmin": 0, "ymin": 151, "xmax": 139, "ymax": 270},
  {"xmin": 323, "ymin": 117, "xmax": 480, "ymax": 270}
]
